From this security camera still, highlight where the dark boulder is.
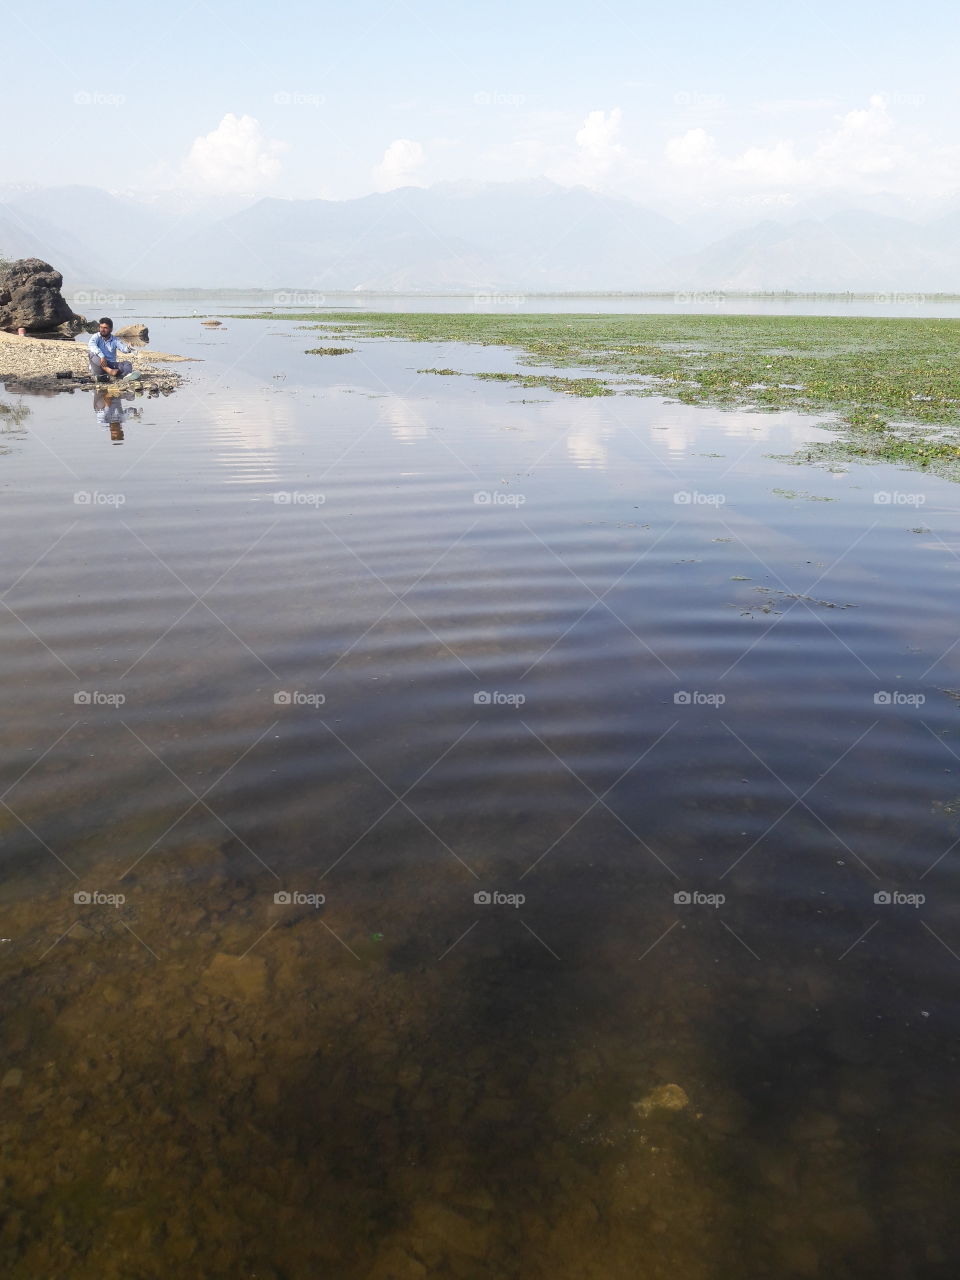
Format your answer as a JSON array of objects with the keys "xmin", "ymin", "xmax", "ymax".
[{"xmin": 0, "ymin": 258, "xmax": 86, "ymax": 335}]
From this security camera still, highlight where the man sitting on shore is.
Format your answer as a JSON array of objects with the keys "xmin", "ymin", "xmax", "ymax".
[{"xmin": 87, "ymin": 317, "xmax": 133, "ymax": 380}]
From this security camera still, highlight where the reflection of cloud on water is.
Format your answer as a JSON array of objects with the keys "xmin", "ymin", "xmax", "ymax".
[
  {"xmin": 207, "ymin": 393, "xmax": 297, "ymax": 482},
  {"xmin": 532, "ymin": 397, "xmax": 787, "ymax": 472},
  {"xmin": 527, "ymin": 398, "xmax": 614, "ymax": 470},
  {"xmin": 380, "ymin": 396, "xmax": 428, "ymax": 441},
  {"xmin": 651, "ymin": 421, "xmax": 694, "ymax": 456},
  {"xmin": 718, "ymin": 411, "xmax": 774, "ymax": 442},
  {"xmin": 651, "ymin": 408, "xmax": 774, "ymax": 452},
  {"xmin": 567, "ymin": 422, "xmax": 614, "ymax": 470}
]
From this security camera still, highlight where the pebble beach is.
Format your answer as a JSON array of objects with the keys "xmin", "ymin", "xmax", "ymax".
[{"xmin": 0, "ymin": 330, "xmax": 192, "ymax": 392}]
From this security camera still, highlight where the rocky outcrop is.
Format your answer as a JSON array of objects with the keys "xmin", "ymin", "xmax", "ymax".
[
  {"xmin": 0, "ymin": 258, "xmax": 86, "ymax": 335},
  {"xmin": 116, "ymin": 323, "xmax": 149, "ymax": 342}
]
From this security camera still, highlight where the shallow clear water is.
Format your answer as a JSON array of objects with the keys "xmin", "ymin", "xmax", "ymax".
[{"xmin": 2, "ymin": 314, "xmax": 959, "ymax": 1278}]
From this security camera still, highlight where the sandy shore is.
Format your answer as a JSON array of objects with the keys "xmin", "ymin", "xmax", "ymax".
[{"xmin": 0, "ymin": 330, "xmax": 193, "ymax": 392}]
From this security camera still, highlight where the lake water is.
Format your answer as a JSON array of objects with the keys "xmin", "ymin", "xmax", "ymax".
[
  {"xmin": 2, "ymin": 310, "xmax": 959, "ymax": 1278},
  {"xmin": 93, "ymin": 290, "xmax": 960, "ymax": 319}
]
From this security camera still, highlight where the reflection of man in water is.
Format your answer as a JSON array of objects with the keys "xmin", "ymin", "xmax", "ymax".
[
  {"xmin": 88, "ymin": 317, "xmax": 133, "ymax": 380},
  {"xmin": 94, "ymin": 389, "xmax": 140, "ymax": 442}
]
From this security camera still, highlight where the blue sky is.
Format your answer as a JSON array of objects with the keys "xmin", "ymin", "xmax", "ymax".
[{"xmin": 6, "ymin": 0, "xmax": 958, "ymax": 211}]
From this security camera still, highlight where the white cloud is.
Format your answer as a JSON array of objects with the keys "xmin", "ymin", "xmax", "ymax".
[
  {"xmin": 661, "ymin": 95, "xmax": 960, "ymax": 203},
  {"xmin": 182, "ymin": 114, "xmax": 287, "ymax": 193},
  {"xmin": 664, "ymin": 128, "xmax": 716, "ymax": 168},
  {"xmin": 814, "ymin": 95, "xmax": 897, "ymax": 175},
  {"xmin": 374, "ymin": 139, "xmax": 426, "ymax": 191},
  {"xmin": 547, "ymin": 108, "xmax": 626, "ymax": 187},
  {"xmin": 733, "ymin": 140, "xmax": 807, "ymax": 184},
  {"xmin": 576, "ymin": 108, "xmax": 624, "ymax": 172}
]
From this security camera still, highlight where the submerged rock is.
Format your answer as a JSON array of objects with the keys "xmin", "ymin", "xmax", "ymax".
[
  {"xmin": 633, "ymin": 1083, "xmax": 690, "ymax": 1117},
  {"xmin": 201, "ymin": 952, "xmax": 268, "ymax": 1001},
  {"xmin": 116, "ymin": 323, "xmax": 149, "ymax": 342}
]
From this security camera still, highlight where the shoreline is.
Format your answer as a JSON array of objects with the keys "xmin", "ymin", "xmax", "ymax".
[{"xmin": 0, "ymin": 330, "xmax": 194, "ymax": 396}]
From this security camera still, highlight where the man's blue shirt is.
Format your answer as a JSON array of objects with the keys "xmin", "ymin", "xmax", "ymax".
[{"xmin": 88, "ymin": 333, "xmax": 131, "ymax": 364}]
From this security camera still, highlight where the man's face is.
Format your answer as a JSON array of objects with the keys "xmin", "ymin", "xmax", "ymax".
[{"xmin": 99, "ymin": 323, "xmax": 112, "ymax": 338}]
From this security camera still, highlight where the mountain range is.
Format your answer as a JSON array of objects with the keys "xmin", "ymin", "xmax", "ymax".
[{"xmin": 2, "ymin": 180, "xmax": 960, "ymax": 294}]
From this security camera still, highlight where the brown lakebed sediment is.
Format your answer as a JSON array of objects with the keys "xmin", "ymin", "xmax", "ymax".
[
  {"xmin": 0, "ymin": 331, "xmax": 193, "ymax": 395},
  {"xmin": 1, "ymin": 840, "xmax": 894, "ymax": 1278}
]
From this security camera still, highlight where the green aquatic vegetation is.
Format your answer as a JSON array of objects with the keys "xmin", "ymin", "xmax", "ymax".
[
  {"xmin": 785, "ymin": 427, "xmax": 960, "ymax": 479},
  {"xmin": 474, "ymin": 371, "xmax": 613, "ymax": 396},
  {"xmin": 304, "ymin": 346, "xmax": 354, "ymax": 355},
  {"xmin": 417, "ymin": 367, "xmax": 462, "ymax": 375},
  {"xmin": 844, "ymin": 408, "xmax": 888, "ymax": 430},
  {"xmin": 771, "ymin": 488, "xmax": 837, "ymax": 501},
  {"xmin": 759, "ymin": 587, "xmax": 857, "ymax": 608},
  {"xmin": 841, "ymin": 435, "xmax": 960, "ymax": 464},
  {"xmin": 0, "ymin": 399, "xmax": 30, "ymax": 454},
  {"xmin": 0, "ymin": 400, "xmax": 30, "ymax": 426}
]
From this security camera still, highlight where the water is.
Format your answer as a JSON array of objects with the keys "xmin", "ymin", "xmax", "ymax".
[
  {"xmin": 98, "ymin": 290, "xmax": 960, "ymax": 319},
  {"xmin": 2, "ymin": 312, "xmax": 959, "ymax": 1278}
]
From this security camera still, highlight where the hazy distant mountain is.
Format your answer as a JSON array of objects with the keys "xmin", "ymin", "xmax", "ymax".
[
  {"xmin": 672, "ymin": 211, "xmax": 960, "ymax": 292},
  {"xmin": 5, "ymin": 186, "xmax": 218, "ymax": 289},
  {"xmin": 0, "ymin": 202, "xmax": 108, "ymax": 283},
  {"xmin": 147, "ymin": 181, "xmax": 693, "ymax": 291},
  {"xmin": 3, "ymin": 180, "xmax": 960, "ymax": 293}
]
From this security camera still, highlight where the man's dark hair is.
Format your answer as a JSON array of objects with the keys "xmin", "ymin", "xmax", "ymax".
[{"xmin": 99, "ymin": 317, "xmax": 113, "ymax": 327}]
